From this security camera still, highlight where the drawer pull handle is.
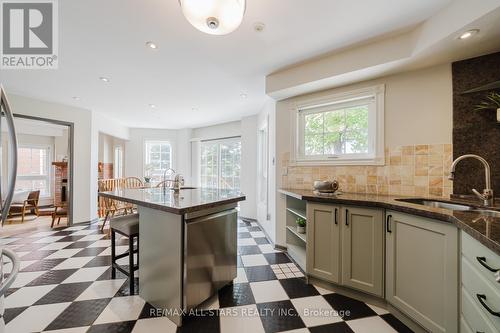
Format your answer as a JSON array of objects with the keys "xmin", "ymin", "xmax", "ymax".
[
  {"xmin": 334, "ymin": 208, "xmax": 338, "ymax": 225},
  {"xmin": 477, "ymin": 256, "xmax": 499, "ymax": 273},
  {"xmin": 477, "ymin": 294, "xmax": 500, "ymax": 317},
  {"xmin": 386, "ymin": 214, "xmax": 392, "ymax": 233},
  {"xmin": 345, "ymin": 209, "xmax": 349, "ymax": 226}
]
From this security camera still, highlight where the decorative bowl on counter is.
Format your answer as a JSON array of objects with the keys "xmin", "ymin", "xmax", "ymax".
[{"xmin": 313, "ymin": 180, "xmax": 339, "ymax": 193}]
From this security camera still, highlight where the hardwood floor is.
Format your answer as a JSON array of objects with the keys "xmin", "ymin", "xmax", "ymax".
[{"xmin": 1, "ymin": 215, "xmax": 69, "ymax": 237}]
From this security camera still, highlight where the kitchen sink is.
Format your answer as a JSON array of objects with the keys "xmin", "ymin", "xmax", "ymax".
[
  {"xmin": 469, "ymin": 209, "xmax": 500, "ymax": 218},
  {"xmin": 395, "ymin": 198, "xmax": 474, "ymax": 211}
]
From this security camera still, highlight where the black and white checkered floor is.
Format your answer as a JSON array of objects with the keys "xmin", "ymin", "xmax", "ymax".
[{"xmin": 1, "ymin": 219, "xmax": 413, "ymax": 333}]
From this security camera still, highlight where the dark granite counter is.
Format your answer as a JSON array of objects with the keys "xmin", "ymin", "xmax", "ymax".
[
  {"xmin": 99, "ymin": 187, "xmax": 246, "ymax": 215},
  {"xmin": 279, "ymin": 188, "xmax": 500, "ymax": 255}
]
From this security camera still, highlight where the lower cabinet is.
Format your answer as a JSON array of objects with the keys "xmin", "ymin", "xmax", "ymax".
[
  {"xmin": 306, "ymin": 203, "xmax": 341, "ymax": 283},
  {"xmin": 341, "ymin": 206, "xmax": 384, "ymax": 296},
  {"xmin": 385, "ymin": 211, "xmax": 458, "ymax": 333},
  {"xmin": 307, "ymin": 203, "xmax": 384, "ymax": 297}
]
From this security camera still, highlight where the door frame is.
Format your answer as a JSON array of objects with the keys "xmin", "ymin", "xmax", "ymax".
[{"xmin": 12, "ymin": 113, "xmax": 75, "ymax": 226}]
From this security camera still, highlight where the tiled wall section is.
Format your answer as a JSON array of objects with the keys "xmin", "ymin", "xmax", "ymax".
[{"xmin": 281, "ymin": 144, "xmax": 453, "ymax": 198}]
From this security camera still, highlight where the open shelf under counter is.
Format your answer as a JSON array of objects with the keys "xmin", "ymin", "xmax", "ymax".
[
  {"xmin": 286, "ymin": 207, "xmax": 307, "ymax": 220},
  {"xmin": 286, "ymin": 225, "xmax": 307, "ymax": 243},
  {"xmin": 286, "ymin": 243, "xmax": 306, "ymax": 271}
]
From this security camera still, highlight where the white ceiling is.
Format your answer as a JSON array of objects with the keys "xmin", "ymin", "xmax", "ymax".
[{"xmin": 0, "ymin": 0, "xmax": 452, "ymax": 129}]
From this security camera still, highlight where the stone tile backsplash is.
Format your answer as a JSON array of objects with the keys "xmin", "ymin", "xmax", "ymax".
[{"xmin": 281, "ymin": 144, "xmax": 453, "ymax": 198}]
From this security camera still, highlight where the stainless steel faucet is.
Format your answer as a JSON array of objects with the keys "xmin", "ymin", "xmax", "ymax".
[
  {"xmin": 449, "ymin": 154, "xmax": 494, "ymax": 206},
  {"xmin": 162, "ymin": 168, "xmax": 184, "ymax": 192}
]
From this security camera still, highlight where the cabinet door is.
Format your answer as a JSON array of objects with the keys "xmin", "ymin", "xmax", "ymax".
[
  {"xmin": 306, "ymin": 203, "xmax": 341, "ymax": 283},
  {"xmin": 386, "ymin": 211, "xmax": 458, "ymax": 333},
  {"xmin": 341, "ymin": 206, "xmax": 384, "ymax": 296}
]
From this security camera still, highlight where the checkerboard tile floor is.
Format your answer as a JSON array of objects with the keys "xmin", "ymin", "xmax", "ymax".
[{"xmin": 1, "ymin": 219, "xmax": 413, "ymax": 333}]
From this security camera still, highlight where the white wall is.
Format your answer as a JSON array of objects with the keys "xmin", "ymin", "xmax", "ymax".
[
  {"xmin": 9, "ymin": 94, "xmax": 94, "ymax": 224},
  {"xmin": 192, "ymin": 121, "xmax": 241, "ymax": 141},
  {"xmin": 240, "ymin": 116, "xmax": 258, "ymax": 219},
  {"xmin": 124, "ymin": 128, "xmax": 187, "ymax": 181},
  {"xmin": 54, "ymin": 129, "xmax": 69, "ymax": 161},
  {"xmin": 256, "ymin": 99, "xmax": 277, "ymax": 243}
]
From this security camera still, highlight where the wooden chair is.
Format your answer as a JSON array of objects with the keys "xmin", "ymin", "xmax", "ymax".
[
  {"xmin": 9, "ymin": 190, "xmax": 40, "ymax": 223},
  {"xmin": 51, "ymin": 204, "xmax": 68, "ymax": 228},
  {"xmin": 123, "ymin": 177, "xmax": 143, "ymax": 189},
  {"xmin": 98, "ymin": 177, "xmax": 143, "ymax": 231},
  {"xmin": 155, "ymin": 180, "xmax": 173, "ymax": 188}
]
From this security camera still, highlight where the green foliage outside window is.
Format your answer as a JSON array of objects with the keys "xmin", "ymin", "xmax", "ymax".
[{"xmin": 304, "ymin": 105, "xmax": 369, "ymax": 156}]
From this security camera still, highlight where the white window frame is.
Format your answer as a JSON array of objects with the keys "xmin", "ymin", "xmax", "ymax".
[
  {"xmin": 199, "ymin": 137, "xmax": 241, "ymax": 190},
  {"xmin": 143, "ymin": 140, "xmax": 172, "ymax": 179},
  {"xmin": 16, "ymin": 143, "xmax": 52, "ymax": 197},
  {"xmin": 291, "ymin": 84, "xmax": 385, "ymax": 166}
]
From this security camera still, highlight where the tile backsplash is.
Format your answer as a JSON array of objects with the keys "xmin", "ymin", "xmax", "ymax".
[{"xmin": 281, "ymin": 144, "xmax": 453, "ymax": 198}]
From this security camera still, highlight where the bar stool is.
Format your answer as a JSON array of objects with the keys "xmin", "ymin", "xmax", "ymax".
[{"xmin": 110, "ymin": 213, "xmax": 139, "ymax": 294}]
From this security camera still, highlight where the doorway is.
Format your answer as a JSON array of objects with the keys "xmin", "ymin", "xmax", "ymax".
[
  {"xmin": 200, "ymin": 137, "xmax": 241, "ymax": 190},
  {"xmin": 1, "ymin": 115, "xmax": 73, "ymax": 235}
]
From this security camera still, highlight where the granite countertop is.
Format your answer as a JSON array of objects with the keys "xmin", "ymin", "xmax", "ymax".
[
  {"xmin": 279, "ymin": 188, "xmax": 500, "ymax": 255},
  {"xmin": 99, "ymin": 187, "xmax": 246, "ymax": 215}
]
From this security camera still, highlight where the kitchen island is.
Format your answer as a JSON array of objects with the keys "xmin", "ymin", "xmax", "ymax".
[{"xmin": 99, "ymin": 187, "xmax": 245, "ymax": 326}]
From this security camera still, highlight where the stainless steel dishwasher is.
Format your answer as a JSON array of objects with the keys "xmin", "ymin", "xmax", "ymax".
[{"xmin": 183, "ymin": 208, "xmax": 238, "ymax": 310}]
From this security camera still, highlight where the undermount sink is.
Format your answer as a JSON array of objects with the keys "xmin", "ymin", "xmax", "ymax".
[
  {"xmin": 469, "ymin": 209, "xmax": 500, "ymax": 218},
  {"xmin": 395, "ymin": 198, "xmax": 474, "ymax": 211}
]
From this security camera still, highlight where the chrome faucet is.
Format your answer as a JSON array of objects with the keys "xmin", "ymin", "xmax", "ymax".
[
  {"xmin": 449, "ymin": 154, "xmax": 494, "ymax": 206},
  {"xmin": 162, "ymin": 168, "xmax": 184, "ymax": 193}
]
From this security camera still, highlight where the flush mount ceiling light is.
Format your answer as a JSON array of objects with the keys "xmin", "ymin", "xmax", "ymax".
[
  {"xmin": 99, "ymin": 77, "xmax": 110, "ymax": 82},
  {"xmin": 179, "ymin": 0, "xmax": 246, "ymax": 35},
  {"xmin": 146, "ymin": 41, "xmax": 158, "ymax": 49},
  {"xmin": 149, "ymin": 104, "xmax": 157, "ymax": 109},
  {"xmin": 72, "ymin": 96, "xmax": 81, "ymax": 101},
  {"xmin": 458, "ymin": 29, "xmax": 479, "ymax": 40},
  {"xmin": 240, "ymin": 93, "xmax": 247, "ymax": 98}
]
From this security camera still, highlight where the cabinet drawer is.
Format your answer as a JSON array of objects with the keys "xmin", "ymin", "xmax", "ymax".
[
  {"xmin": 462, "ymin": 256, "xmax": 500, "ymax": 330},
  {"xmin": 461, "ymin": 287, "xmax": 497, "ymax": 333},
  {"xmin": 462, "ymin": 231, "xmax": 500, "ymax": 290}
]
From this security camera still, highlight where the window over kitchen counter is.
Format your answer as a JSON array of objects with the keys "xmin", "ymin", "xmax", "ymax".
[{"xmin": 293, "ymin": 85, "xmax": 385, "ymax": 165}]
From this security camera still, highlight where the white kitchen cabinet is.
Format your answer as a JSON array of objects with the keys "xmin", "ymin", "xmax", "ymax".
[{"xmin": 385, "ymin": 211, "xmax": 458, "ymax": 333}]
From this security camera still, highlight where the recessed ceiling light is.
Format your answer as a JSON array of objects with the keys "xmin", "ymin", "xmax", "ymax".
[
  {"xmin": 458, "ymin": 29, "xmax": 479, "ymax": 40},
  {"xmin": 254, "ymin": 22, "xmax": 265, "ymax": 32},
  {"xmin": 72, "ymin": 96, "xmax": 80, "ymax": 101},
  {"xmin": 149, "ymin": 104, "xmax": 157, "ymax": 109},
  {"xmin": 99, "ymin": 76, "xmax": 110, "ymax": 82},
  {"xmin": 146, "ymin": 41, "xmax": 158, "ymax": 49},
  {"xmin": 240, "ymin": 93, "xmax": 248, "ymax": 98}
]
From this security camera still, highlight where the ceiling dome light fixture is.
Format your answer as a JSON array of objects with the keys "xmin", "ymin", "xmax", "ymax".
[
  {"xmin": 146, "ymin": 41, "xmax": 158, "ymax": 49},
  {"xmin": 458, "ymin": 29, "xmax": 479, "ymax": 40},
  {"xmin": 179, "ymin": 0, "xmax": 246, "ymax": 35}
]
